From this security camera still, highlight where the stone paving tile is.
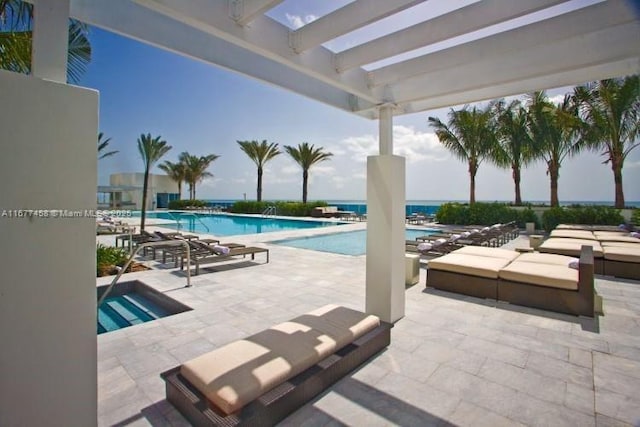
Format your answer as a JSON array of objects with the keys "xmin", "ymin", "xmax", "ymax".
[
  {"xmin": 412, "ymin": 340, "xmax": 487, "ymax": 376},
  {"xmin": 116, "ymin": 343, "xmax": 180, "ymax": 380},
  {"xmin": 595, "ymin": 412, "xmax": 634, "ymax": 427},
  {"xmin": 525, "ymin": 352, "xmax": 593, "ymax": 389},
  {"xmin": 565, "ymin": 382, "xmax": 596, "ymax": 416},
  {"xmin": 167, "ymin": 337, "xmax": 217, "ymax": 364},
  {"xmin": 595, "ymin": 388, "xmax": 640, "ymax": 426},
  {"xmin": 569, "ymin": 347, "xmax": 594, "ymax": 369},
  {"xmin": 455, "ymin": 335, "xmax": 529, "ymax": 368},
  {"xmin": 594, "ymin": 351, "xmax": 640, "ymax": 380},
  {"xmin": 447, "ymin": 400, "xmax": 526, "ymax": 427}
]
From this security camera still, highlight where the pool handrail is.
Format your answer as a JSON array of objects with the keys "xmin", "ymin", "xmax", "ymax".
[
  {"xmin": 97, "ymin": 240, "xmax": 191, "ymax": 310},
  {"xmin": 166, "ymin": 211, "xmax": 211, "ymax": 233}
]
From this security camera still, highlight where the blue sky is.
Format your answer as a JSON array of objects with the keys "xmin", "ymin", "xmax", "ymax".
[{"xmin": 86, "ymin": 1, "xmax": 640, "ymax": 203}]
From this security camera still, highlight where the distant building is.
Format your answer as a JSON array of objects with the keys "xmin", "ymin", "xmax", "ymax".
[{"xmin": 97, "ymin": 173, "xmax": 179, "ymax": 210}]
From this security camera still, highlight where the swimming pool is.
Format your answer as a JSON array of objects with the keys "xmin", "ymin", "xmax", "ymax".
[
  {"xmin": 271, "ymin": 229, "xmax": 435, "ymax": 256},
  {"xmin": 138, "ymin": 212, "xmax": 343, "ymax": 236}
]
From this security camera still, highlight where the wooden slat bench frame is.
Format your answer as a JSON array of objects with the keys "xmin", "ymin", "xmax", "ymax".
[
  {"xmin": 603, "ymin": 259, "xmax": 640, "ymax": 281},
  {"xmin": 161, "ymin": 321, "xmax": 392, "ymax": 426},
  {"xmin": 180, "ymin": 247, "xmax": 270, "ymax": 275},
  {"xmin": 426, "ymin": 269, "xmax": 498, "ymax": 300}
]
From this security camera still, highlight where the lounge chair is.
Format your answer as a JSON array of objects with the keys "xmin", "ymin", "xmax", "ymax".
[
  {"xmin": 161, "ymin": 305, "xmax": 391, "ymax": 426},
  {"xmin": 426, "ymin": 245, "xmax": 596, "ymax": 317},
  {"xmin": 179, "ymin": 241, "xmax": 269, "ymax": 275}
]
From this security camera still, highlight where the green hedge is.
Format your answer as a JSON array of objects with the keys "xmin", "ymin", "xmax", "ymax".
[
  {"xmin": 230, "ymin": 200, "xmax": 328, "ymax": 217},
  {"xmin": 541, "ymin": 206, "xmax": 624, "ymax": 231},
  {"xmin": 435, "ymin": 202, "xmax": 539, "ymax": 228},
  {"xmin": 632, "ymin": 209, "xmax": 639, "ymax": 226},
  {"xmin": 96, "ymin": 244, "xmax": 128, "ymax": 276},
  {"xmin": 168, "ymin": 199, "xmax": 208, "ymax": 209}
]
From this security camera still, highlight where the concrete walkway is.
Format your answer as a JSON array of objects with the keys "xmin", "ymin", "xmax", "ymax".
[{"xmin": 97, "ymin": 225, "xmax": 640, "ymax": 426}]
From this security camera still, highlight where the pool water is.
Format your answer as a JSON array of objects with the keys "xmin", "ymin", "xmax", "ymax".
[
  {"xmin": 140, "ymin": 211, "xmax": 343, "ymax": 236},
  {"xmin": 98, "ymin": 293, "xmax": 170, "ymax": 334},
  {"xmin": 272, "ymin": 229, "xmax": 435, "ymax": 256}
]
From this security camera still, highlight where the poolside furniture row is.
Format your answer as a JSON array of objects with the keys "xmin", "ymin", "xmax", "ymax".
[
  {"xmin": 426, "ymin": 245, "xmax": 595, "ymax": 317},
  {"xmin": 539, "ymin": 228, "xmax": 640, "ymax": 280},
  {"xmin": 161, "ymin": 304, "xmax": 392, "ymax": 426}
]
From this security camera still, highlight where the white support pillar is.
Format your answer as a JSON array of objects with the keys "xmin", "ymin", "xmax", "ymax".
[
  {"xmin": 32, "ymin": 0, "xmax": 70, "ymax": 83},
  {"xmin": 366, "ymin": 105, "xmax": 406, "ymax": 323}
]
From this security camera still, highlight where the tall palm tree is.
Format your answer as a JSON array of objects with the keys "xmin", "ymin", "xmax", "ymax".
[
  {"xmin": 490, "ymin": 99, "xmax": 535, "ymax": 205},
  {"xmin": 527, "ymin": 91, "xmax": 582, "ymax": 207},
  {"xmin": 97, "ymin": 132, "xmax": 118, "ymax": 159},
  {"xmin": 179, "ymin": 152, "xmax": 219, "ymax": 200},
  {"xmin": 237, "ymin": 139, "xmax": 281, "ymax": 202},
  {"xmin": 428, "ymin": 105, "xmax": 496, "ymax": 204},
  {"xmin": 0, "ymin": 0, "xmax": 91, "ymax": 83},
  {"xmin": 137, "ymin": 134, "xmax": 171, "ymax": 230},
  {"xmin": 283, "ymin": 142, "xmax": 333, "ymax": 204},
  {"xmin": 574, "ymin": 76, "xmax": 640, "ymax": 208},
  {"xmin": 158, "ymin": 160, "xmax": 185, "ymax": 199}
]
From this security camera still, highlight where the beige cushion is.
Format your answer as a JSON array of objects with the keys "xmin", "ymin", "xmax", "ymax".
[
  {"xmin": 499, "ymin": 261, "xmax": 578, "ymax": 290},
  {"xmin": 428, "ymin": 253, "xmax": 513, "ymax": 279},
  {"xmin": 603, "ymin": 246, "xmax": 640, "ymax": 262},
  {"xmin": 598, "ymin": 236, "xmax": 640, "ymax": 244},
  {"xmin": 515, "ymin": 252, "xmax": 576, "ymax": 266},
  {"xmin": 550, "ymin": 229, "xmax": 596, "ymax": 240},
  {"xmin": 180, "ymin": 305, "xmax": 379, "ymax": 415},
  {"xmin": 593, "ymin": 231, "xmax": 628, "ymax": 238},
  {"xmin": 451, "ymin": 246, "xmax": 520, "ymax": 261},
  {"xmin": 539, "ymin": 238, "xmax": 603, "ymax": 257},
  {"xmin": 600, "ymin": 241, "xmax": 640, "ymax": 248}
]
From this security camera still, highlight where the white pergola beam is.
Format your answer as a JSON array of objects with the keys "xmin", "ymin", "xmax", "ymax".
[
  {"xmin": 229, "ymin": 0, "xmax": 285, "ymax": 26},
  {"xmin": 335, "ymin": 0, "xmax": 569, "ymax": 72},
  {"xmin": 362, "ymin": 58, "xmax": 640, "ymax": 118},
  {"xmin": 69, "ymin": 0, "xmax": 375, "ymax": 113},
  {"xmin": 374, "ymin": 22, "xmax": 640, "ymax": 105},
  {"xmin": 31, "ymin": 0, "xmax": 70, "ymax": 82},
  {"xmin": 133, "ymin": 0, "xmax": 376, "ymax": 103},
  {"xmin": 368, "ymin": 0, "xmax": 635, "ymax": 88},
  {"xmin": 290, "ymin": 0, "xmax": 426, "ymax": 53}
]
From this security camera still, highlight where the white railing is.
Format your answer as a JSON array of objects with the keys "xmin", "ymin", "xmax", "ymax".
[{"xmin": 261, "ymin": 205, "xmax": 277, "ymax": 217}]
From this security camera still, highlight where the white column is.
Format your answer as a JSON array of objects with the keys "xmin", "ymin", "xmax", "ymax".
[
  {"xmin": 32, "ymin": 0, "xmax": 70, "ymax": 83},
  {"xmin": 366, "ymin": 105, "xmax": 406, "ymax": 323}
]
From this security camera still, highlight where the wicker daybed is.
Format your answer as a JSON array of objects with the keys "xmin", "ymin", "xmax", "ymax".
[{"xmin": 161, "ymin": 305, "xmax": 392, "ymax": 426}]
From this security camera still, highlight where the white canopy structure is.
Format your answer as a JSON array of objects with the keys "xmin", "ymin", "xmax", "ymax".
[{"xmin": 1, "ymin": 1, "xmax": 638, "ymax": 425}]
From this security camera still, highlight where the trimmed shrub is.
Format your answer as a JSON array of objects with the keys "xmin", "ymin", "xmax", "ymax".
[
  {"xmin": 230, "ymin": 200, "xmax": 328, "ymax": 217},
  {"xmin": 435, "ymin": 202, "xmax": 539, "ymax": 228},
  {"xmin": 631, "ymin": 209, "xmax": 639, "ymax": 226},
  {"xmin": 168, "ymin": 199, "xmax": 207, "ymax": 209},
  {"xmin": 96, "ymin": 244, "xmax": 128, "ymax": 276},
  {"xmin": 541, "ymin": 206, "xmax": 624, "ymax": 231}
]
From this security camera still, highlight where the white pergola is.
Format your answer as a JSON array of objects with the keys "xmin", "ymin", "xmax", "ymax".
[{"xmin": 2, "ymin": 1, "xmax": 639, "ymax": 425}]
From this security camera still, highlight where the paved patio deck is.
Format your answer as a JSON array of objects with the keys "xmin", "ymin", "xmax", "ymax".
[{"xmin": 97, "ymin": 222, "xmax": 640, "ymax": 426}]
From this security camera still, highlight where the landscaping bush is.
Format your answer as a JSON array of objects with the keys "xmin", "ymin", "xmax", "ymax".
[
  {"xmin": 435, "ymin": 202, "xmax": 539, "ymax": 229},
  {"xmin": 96, "ymin": 244, "xmax": 128, "ymax": 276},
  {"xmin": 632, "ymin": 209, "xmax": 640, "ymax": 227},
  {"xmin": 168, "ymin": 199, "xmax": 207, "ymax": 209},
  {"xmin": 541, "ymin": 206, "xmax": 624, "ymax": 231},
  {"xmin": 230, "ymin": 200, "xmax": 328, "ymax": 217}
]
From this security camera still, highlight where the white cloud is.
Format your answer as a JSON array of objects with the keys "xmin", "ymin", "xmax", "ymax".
[
  {"xmin": 626, "ymin": 160, "xmax": 640, "ymax": 169},
  {"xmin": 340, "ymin": 125, "xmax": 447, "ymax": 164},
  {"xmin": 285, "ymin": 13, "xmax": 318, "ymax": 29},
  {"xmin": 281, "ymin": 165, "xmax": 299, "ymax": 175},
  {"xmin": 311, "ymin": 165, "xmax": 335, "ymax": 176}
]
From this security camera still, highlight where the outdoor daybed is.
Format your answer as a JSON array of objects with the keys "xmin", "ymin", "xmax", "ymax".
[
  {"xmin": 426, "ymin": 246, "xmax": 596, "ymax": 317},
  {"xmin": 538, "ymin": 237, "xmax": 604, "ymax": 274},
  {"xmin": 601, "ymin": 243, "xmax": 640, "ymax": 280},
  {"xmin": 161, "ymin": 304, "xmax": 392, "ymax": 426}
]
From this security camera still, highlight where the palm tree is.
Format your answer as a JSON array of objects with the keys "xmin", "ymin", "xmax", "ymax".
[
  {"xmin": 158, "ymin": 160, "xmax": 185, "ymax": 199},
  {"xmin": 428, "ymin": 105, "xmax": 496, "ymax": 204},
  {"xmin": 137, "ymin": 134, "xmax": 171, "ymax": 230},
  {"xmin": 0, "ymin": 0, "xmax": 91, "ymax": 83},
  {"xmin": 179, "ymin": 152, "xmax": 219, "ymax": 200},
  {"xmin": 97, "ymin": 132, "xmax": 118, "ymax": 159},
  {"xmin": 526, "ymin": 91, "xmax": 582, "ymax": 207},
  {"xmin": 490, "ymin": 99, "xmax": 535, "ymax": 205},
  {"xmin": 573, "ymin": 76, "xmax": 640, "ymax": 208},
  {"xmin": 283, "ymin": 142, "xmax": 333, "ymax": 204},
  {"xmin": 237, "ymin": 139, "xmax": 281, "ymax": 202}
]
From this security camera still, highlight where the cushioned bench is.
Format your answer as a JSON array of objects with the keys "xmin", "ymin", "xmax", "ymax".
[
  {"xmin": 549, "ymin": 229, "xmax": 596, "ymax": 240},
  {"xmin": 538, "ymin": 238, "xmax": 604, "ymax": 274},
  {"xmin": 602, "ymin": 245, "xmax": 640, "ymax": 281},
  {"xmin": 161, "ymin": 305, "xmax": 392, "ymax": 426}
]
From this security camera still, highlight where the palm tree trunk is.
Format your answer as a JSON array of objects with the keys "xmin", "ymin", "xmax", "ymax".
[
  {"xmin": 257, "ymin": 166, "xmax": 263, "ymax": 202},
  {"xmin": 177, "ymin": 181, "xmax": 182, "ymax": 200},
  {"xmin": 468, "ymin": 160, "xmax": 477, "ymax": 205},
  {"xmin": 549, "ymin": 162, "xmax": 559, "ymax": 207},
  {"xmin": 512, "ymin": 165, "xmax": 522, "ymax": 206},
  {"xmin": 141, "ymin": 167, "xmax": 150, "ymax": 230},
  {"xmin": 302, "ymin": 169, "xmax": 309, "ymax": 204},
  {"xmin": 612, "ymin": 158, "xmax": 625, "ymax": 209}
]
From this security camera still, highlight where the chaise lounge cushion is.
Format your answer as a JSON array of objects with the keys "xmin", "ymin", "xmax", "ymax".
[
  {"xmin": 602, "ymin": 246, "xmax": 640, "ymax": 263},
  {"xmin": 598, "ymin": 235, "xmax": 640, "ymax": 244},
  {"xmin": 499, "ymin": 261, "xmax": 578, "ymax": 290},
  {"xmin": 539, "ymin": 238, "xmax": 603, "ymax": 257},
  {"xmin": 428, "ymin": 253, "xmax": 513, "ymax": 279},
  {"xmin": 451, "ymin": 246, "xmax": 520, "ymax": 261},
  {"xmin": 550, "ymin": 229, "xmax": 596, "ymax": 240},
  {"xmin": 179, "ymin": 305, "xmax": 379, "ymax": 415},
  {"xmin": 514, "ymin": 252, "xmax": 577, "ymax": 266}
]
